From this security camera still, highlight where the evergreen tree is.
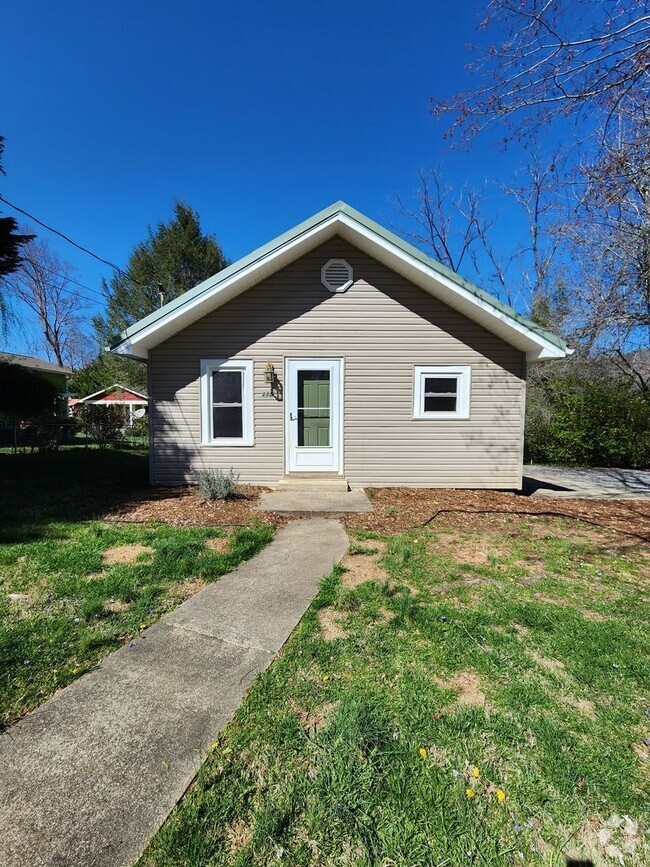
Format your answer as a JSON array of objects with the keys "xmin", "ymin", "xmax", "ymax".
[
  {"xmin": 68, "ymin": 351, "xmax": 148, "ymax": 397},
  {"xmin": 0, "ymin": 136, "xmax": 34, "ymax": 326},
  {"xmin": 94, "ymin": 202, "xmax": 227, "ymax": 346}
]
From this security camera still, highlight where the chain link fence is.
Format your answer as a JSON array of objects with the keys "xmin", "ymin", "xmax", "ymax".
[{"xmin": 0, "ymin": 419, "xmax": 148, "ymax": 452}]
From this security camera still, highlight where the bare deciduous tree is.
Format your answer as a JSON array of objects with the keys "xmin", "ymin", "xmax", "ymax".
[
  {"xmin": 6, "ymin": 236, "xmax": 94, "ymax": 369},
  {"xmin": 566, "ymin": 113, "xmax": 650, "ymax": 389},
  {"xmin": 395, "ymin": 154, "xmax": 573, "ymax": 319},
  {"xmin": 395, "ymin": 169, "xmax": 487, "ymax": 274},
  {"xmin": 432, "ymin": 0, "xmax": 650, "ymax": 144}
]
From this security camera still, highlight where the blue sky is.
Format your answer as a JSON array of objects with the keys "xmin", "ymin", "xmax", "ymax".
[{"xmin": 1, "ymin": 0, "xmax": 531, "ymax": 357}]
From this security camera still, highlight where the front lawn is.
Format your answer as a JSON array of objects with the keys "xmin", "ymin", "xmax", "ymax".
[
  {"xmin": 141, "ymin": 517, "xmax": 649, "ymax": 867},
  {"xmin": 0, "ymin": 449, "xmax": 275, "ymax": 729}
]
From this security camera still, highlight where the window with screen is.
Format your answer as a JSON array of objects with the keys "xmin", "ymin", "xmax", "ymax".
[
  {"xmin": 413, "ymin": 366, "xmax": 470, "ymax": 419},
  {"xmin": 200, "ymin": 359, "xmax": 254, "ymax": 445}
]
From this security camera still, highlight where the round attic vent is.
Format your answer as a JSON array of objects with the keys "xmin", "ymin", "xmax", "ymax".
[{"xmin": 321, "ymin": 258, "xmax": 353, "ymax": 293}]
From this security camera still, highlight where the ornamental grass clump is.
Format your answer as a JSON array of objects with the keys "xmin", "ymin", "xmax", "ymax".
[{"xmin": 194, "ymin": 467, "xmax": 240, "ymax": 501}]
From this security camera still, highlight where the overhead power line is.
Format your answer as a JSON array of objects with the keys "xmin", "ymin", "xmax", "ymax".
[
  {"xmin": 0, "ymin": 194, "xmax": 140, "ymax": 284},
  {"xmin": 35, "ymin": 262, "xmax": 107, "ymax": 299}
]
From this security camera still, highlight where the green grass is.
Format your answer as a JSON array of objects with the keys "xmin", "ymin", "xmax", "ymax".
[
  {"xmin": 0, "ymin": 449, "xmax": 275, "ymax": 729},
  {"xmin": 140, "ymin": 520, "xmax": 650, "ymax": 867}
]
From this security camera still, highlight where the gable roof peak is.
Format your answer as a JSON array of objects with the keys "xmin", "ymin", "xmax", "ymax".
[{"xmin": 111, "ymin": 202, "xmax": 569, "ymax": 363}]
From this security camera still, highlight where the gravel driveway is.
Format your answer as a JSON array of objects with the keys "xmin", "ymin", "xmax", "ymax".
[{"xmin": 525, "ymin": 465, "xmax": 650, "ymax": 498}]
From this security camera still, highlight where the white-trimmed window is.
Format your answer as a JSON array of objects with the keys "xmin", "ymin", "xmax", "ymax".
[
  {"xmin": 413, "ymin": 366, "xmax": 471, "ymax": 420},
  {"xmin": 200, "ymin": 359, "xmax": 254, "ymax": 446}
]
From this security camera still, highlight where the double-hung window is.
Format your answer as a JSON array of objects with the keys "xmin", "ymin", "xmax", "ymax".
[
  {"xmin": 413, "ymin": 365, "xmax": 471, "ymax": 420},
  {"xmin": 200, "ymin": 359, "xmax": 254, "ymax": 445}
]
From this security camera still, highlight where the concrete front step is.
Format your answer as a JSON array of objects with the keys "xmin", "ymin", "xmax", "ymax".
[{"xmin": 276, "ymin": 474, "xmax": 350, "ymax": 492}]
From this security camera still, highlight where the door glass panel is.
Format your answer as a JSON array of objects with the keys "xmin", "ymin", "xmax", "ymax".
[{"xmin": 297, "ymin": 370, "xmax": 330, "ymax": 447}]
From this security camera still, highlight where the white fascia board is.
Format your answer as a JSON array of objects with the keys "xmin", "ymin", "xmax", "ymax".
[
  {"xmin": 335, "ymin": 216, "xmax": 567, "ymax": 361},
  {"xmin": 113, "ymin": 217, "xmax": 341, "ymax": 358},
  {"xmin": 114, "ymin": 210, "xmax": 567, "ymax": 362},
  {"xmin": 76, "ymin": 384, "xmax": 149, "ymax": 402}
]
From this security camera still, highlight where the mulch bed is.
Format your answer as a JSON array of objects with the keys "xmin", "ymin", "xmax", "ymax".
[
  {"xmin": 105, "ymin": 485, "xmax": 650, "ymax": 542},
  {"xmin": 105, "ymin": 486, "xmax": 290, "ymax": 529},
  {"xmin": 343, "ymin": 488, "xmax": 650, "ymax": 542}
]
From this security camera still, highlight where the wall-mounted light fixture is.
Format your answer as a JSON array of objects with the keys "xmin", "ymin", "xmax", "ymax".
[{"xmin": 264, "ymin": 362, "xmax": 282, "ymax": 400}]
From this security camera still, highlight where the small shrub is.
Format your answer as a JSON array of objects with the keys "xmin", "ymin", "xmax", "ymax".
[
  {"xmin": 194, "ymin": 467, "xmax": 240, "ymax": 500},
  {"xmin": 78, "ymin": 404, "xmax": 126, "ymax": 449}
]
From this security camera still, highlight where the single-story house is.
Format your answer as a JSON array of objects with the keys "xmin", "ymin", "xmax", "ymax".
[
  {"xmin": 0, "ymin": 352, "xmax": 72, "ymax": 420},
  {"xmin": 111, "ymin": 202, "xmax": 569, "ymax": 489},
  {"xmin": 72, "ymin": 384, "xmax": 148, "ymax": 426},
  {"xmin": 0, "ymin": 352, "xmax": 72, "ymax": 394}
]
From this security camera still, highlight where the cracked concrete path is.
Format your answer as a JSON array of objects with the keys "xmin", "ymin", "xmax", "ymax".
[{"xmin": 0, "ymin": 518, "xmax": 349, "ymax": 867}]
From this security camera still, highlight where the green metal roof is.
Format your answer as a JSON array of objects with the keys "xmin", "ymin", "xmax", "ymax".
[{"xmin": 112, "ymin": 200, "xmax": 567, "ymax": 353}]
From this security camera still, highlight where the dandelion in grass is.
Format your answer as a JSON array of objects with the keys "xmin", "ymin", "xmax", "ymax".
[
  {"xmin": 496, "ymin": 788, "xmax": 506, "ymax": 803},
  {"xmin": 466, "ymin": 788, "xmax": 476, "ymax": 798},
  {"xmin": 472, "ymin": 765, "xmax": 480, "ymax": 778},
  {"xmin": 419, "ymin": 748, "xmax": 427, "ymax": 759},
  {"xmin": 140, "ymin": 623, "xmax": 147, "ymax": 630},
  {"xmin": 322, "ymin": 674, "xmax": 329, "ymax": 682},
  {"xmin": 210, "ymin": 741, "xmax": 219, "ymax": 750}
]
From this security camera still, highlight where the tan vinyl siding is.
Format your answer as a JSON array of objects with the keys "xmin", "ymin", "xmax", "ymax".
[{"xmin": 149, "ymin": 237, "xmax": 526, "ymax": 488}]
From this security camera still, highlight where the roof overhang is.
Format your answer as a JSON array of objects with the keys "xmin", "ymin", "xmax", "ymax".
[
  {"xmin": 76, "ymin": 383, "xmax": 148, "ymax": 403},
  {"xmin": 111, "ymin": 202, "xmax": 569, "ymax": 363}
]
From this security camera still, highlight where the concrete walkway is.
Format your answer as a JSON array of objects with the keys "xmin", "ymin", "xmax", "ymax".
[{"xmin": 0, "ymin": 518, "xmax": 349, "ymax": 867}]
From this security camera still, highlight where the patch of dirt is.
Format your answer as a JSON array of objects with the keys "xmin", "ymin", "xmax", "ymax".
[
  {"xmin": 535, "ymin": 592, "xmax": 570, "ymax": 606},
  {"xmin": 434, "ymin": 671, "xmax": 488, "ymax": 707},
  {"xmin": 513, "ymin": 623, "xmax": 530, "ymax": 636},
  {"xmin": 565, "ymin": 696, "xmax": 596, "ymax": 717},
  {"xmin": 522, "ymin": 572, "xmax": 545, "ymax": 585},
  {"xmin": 5, "ymin": 592, "xmax": 32, "ymax": 617},
  {"xmin": 531, "ymin": 652, "xmax": 566, "ymax": 674},
  {"xmin": 531, "ymin": 593, "xmax": 606, "ymax": 622},
  {"xmin": 169, "ymin": 578, "xmax": 207, "ymax": 601},
  {"xmin": 225, "ymin": 819, "xmax": 252, "ymax": 855},
  {"xmin": 104, "ymin": 599, "xmax": 128, "ymax": 614},
  {"xmin": 340, "ymin": 552, "xmax": 386, "ymax": 589},
  {"xmin": 570, "ymin": 815, "xmax": 647, "ymax": 866},
  {"xmin": 295, "ymin": 701, "xmax": 339, "ymax": 735},
  {"xmin": 632, "ymin": 741, "xmax": 649, "ymax": 769},
  {"xmin": 581, "ymin": 608, "xmax": 607, "ymax": 621},
  {"xmin": 318, "ymin": 607, "xmax": 347, "ymax": 640},
  {"xmin": 103, "ymin": 544, "xmax": 153, "ymax": 566},
  {"xmin": 205, "ymin": 536, "xmax": 230, "ymax": 553},
  {"xmin": 6, "ymin": 592, "xmax": 29, "ymax": 604}
]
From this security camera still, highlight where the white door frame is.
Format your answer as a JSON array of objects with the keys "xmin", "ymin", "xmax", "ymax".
[{"xmin": 285, "ymin": 358, "xmax": 343, "ymax": 473}]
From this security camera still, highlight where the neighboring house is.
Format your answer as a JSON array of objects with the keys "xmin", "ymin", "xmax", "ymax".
[
  {"xmin": 0, "ymin": 352, "xmax": 72, "ymax": 394},
  {"xmin": 111, "ymin": 202, "xmax": 569, "ymax": 489},
  {"xmin": 73, "ymin": 384, "xmax": 148, "ymax": 427}
]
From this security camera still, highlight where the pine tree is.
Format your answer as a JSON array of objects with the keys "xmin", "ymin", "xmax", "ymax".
[{"xmin": 94, "ymin": 202, "xmax": 227, "ymax": 346}]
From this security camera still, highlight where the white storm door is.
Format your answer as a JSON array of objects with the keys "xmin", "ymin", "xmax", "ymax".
[{"xmin": 285, "ymin": 358, "xmax": 342, "ymax": 473}]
